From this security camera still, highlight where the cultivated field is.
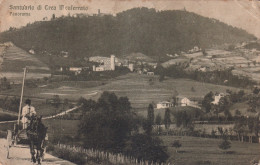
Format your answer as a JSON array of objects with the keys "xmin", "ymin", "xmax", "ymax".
[
  {"xmin": 1, "ymin": 73, "xmax": 245, "ymax": 110},
  {"xmin": 0, "ymin": 45, "xmax": 51, "ymax": 83},
  {"xmin": 162, "ymin": 135, "xmax": 260, "ymax": 165}
]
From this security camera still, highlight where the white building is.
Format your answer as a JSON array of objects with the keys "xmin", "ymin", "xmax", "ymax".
[
  {"xmin": 111, "ymin": 55, "xmax": 115, "ymax": 70},
  {"xmin": 92, "ymin": 55, "xmax": 116, "ymax": 71},
  {"xmin": 179, "ymin": 97, "xmax": 200, "ymax": 108},
  {"xmin": 157, "ymin": 101, "xmax": 174, "ymax": 109},
  {"xmin": 211, "ymin": 93, "xmax": 225, "ymax": 105},
  {"xmin": 69, "ymin": 67, "xmax": 82, "ymax": 75},
  {"xmin": 128, "ymin": 63, "xmax": 134, "ymax": 72},
  {"xmin": 181, "ymin": 97, "xmax": 191, "ymax": 106},
  {"xmin": 29, "ymin": 49, "xmax": 35, "ymax": 54},
  {"xmin": 95, "ymin": 66, "xmax": 105, "ymax": 72},
  {"xmin": 147, "ymin": 72, "xmax": 154, "ymax": 76}
]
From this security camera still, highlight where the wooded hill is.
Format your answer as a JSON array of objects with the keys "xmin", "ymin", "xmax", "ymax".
[{"xmin": 0, "ymin": 8, "xmax": 256, "ymax": 59}]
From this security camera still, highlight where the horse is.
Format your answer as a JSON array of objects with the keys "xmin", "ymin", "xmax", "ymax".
[{"xmin": 26, "ymin": 115, "xmax": 48, "ymax": 164}]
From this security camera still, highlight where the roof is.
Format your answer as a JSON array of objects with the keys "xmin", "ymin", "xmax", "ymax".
[{"xmin": 157, "ymin": 101, "xmax": 171, "ymax": 104}]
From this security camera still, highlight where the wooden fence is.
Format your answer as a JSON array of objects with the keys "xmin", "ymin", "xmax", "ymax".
[{"xmin": 56, "ymin": 144, "xmax": 171, "ymax": 165}]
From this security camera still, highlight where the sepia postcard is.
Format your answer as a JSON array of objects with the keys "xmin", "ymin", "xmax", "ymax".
[{"xmin": 0, "ymin": 0, "xmax": 259, "ymax": 164}]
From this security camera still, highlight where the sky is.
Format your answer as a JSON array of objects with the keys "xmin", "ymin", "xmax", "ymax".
[{"xmin": 0, "ymin": 0, "xmax": 260, "ymax": 38}]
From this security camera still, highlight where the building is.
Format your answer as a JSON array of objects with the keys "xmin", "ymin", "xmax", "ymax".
[
  {"xmin": 157, "ymin": 101, "xmax": 174, "ymax": 109},
  {"xmin": 180, "ymin": 97, "xmax": 191, "ymax": 106},
  {"xmin": 69, "ymin": 67, "xmax": 82, "ymax": 75},
  {"xmin": 95, "ymin": 66, "xmax": 105, "ymax": 72},
  {"xmin": 128, "ymin": 63, "xmax": 134, "ymax": 72},
  {"xmin": 111, "ymin": 55, "xmax": 115, "ymax": 70},
  {"xmin": 29, "ymin": 49, "xmax": 35, "ymax": 54},
  {"xmin": 211, "ymin": 93, "xmax": 225, "ymax": 105},
  {"xmin": 92, "ymin": 55, "xmax": 116, "ymax": 71},
  {"xmin": 147, "ymin": 72, "xmax": 154, "ymax": 76},
  {"xmin": 178, "ymin": 96, "xmax": 200, "ymax": 108}
]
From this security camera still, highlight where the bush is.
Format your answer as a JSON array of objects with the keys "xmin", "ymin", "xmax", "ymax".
[
  {"xmin": 171, "ymin": 140, "xmax": 182, "ymax": 153},
  {"xmin": 218, "ymin": 140, "xmax": 231, "ymax": 151},
  {"xmin": 124, "ymin": 134, "xmax": 169, "ymax": 163},
  {"xmin": 52, "ymin": 147, "xmax": 86, "ymax": 165}
]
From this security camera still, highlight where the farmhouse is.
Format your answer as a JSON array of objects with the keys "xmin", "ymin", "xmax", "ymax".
[
  {"xmin": 178, "ymin": 96, "xmax": 200, "ymax": 108},
  {"xmin": 147, "ymin": 72, "xmax": 154, "ymax": 76},
  {"xmin": 211, "ymin": 93, "xmax": 226, "ymax": 105},
  {"xmin": 128, "ymin": 63, "xmax": 134, "ymax": 72},
  {"xmin": 29, "ymin": 49, "xmax": 35, "ymax": 54},
  {"xmin": 157, "ymin": 101, "xmax": 174, "ymax": 109},
  {"xmin": 180, "ymin": 97, "xmax": 191, "ymax": 106},
  {"xmin": 69, "ymin": 67, "xmax": 82, "ymax": 75}
]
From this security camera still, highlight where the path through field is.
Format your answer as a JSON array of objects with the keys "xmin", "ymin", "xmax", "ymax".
[{"xmin": 0, "ymin": 139, "xmax": 75, "ymax": 165}]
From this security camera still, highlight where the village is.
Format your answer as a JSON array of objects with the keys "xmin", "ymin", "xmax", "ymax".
[{"xmin": 0, "ymin": 5, "xmax": 260, "ymax": 165}]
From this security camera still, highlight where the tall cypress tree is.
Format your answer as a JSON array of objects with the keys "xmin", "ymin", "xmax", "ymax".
[
  {"xmin": 147, "ymin": 104, "xmax": 154, "ymax": 124},
  {"xmin": 164, "ymin": 108, "xmax": 171, "ymax": 134}
]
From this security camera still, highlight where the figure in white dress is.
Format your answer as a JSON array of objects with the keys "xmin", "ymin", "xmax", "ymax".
[{"xmin": 22, "ymin": 99, "xmax": 36, "ymax": 129}]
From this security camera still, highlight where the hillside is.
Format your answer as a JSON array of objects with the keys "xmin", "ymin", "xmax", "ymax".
[{"xmin": 0, "ymin": 8, "xmax": 256, "ymax": 60}]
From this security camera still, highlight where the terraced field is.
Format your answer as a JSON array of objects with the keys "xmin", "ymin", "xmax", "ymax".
[{"xmin": 0, "ymin": 45, "xmax": 51, "ymax": 83}]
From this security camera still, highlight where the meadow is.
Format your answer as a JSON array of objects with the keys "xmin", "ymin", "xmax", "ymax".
[
  {"xmin": 1, "ymin": 73, "xmax": 245, "ymax": 111},
  {"xmin": 162, "ymin": 135, "xmax": 260, "ymax": 165}
]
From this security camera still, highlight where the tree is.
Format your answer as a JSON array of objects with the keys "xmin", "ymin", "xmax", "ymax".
[
  {"xmin": 124, "ymin": 134, "xmax": 169, "ymax": 163},
  {"xmin": 143, "ymin": 104, "xmax": 155, "ymax": 135},
  {"xmin": 63, "ymin": 98, "xmax": 69, "ymax": 106},
  {"xmin": 218, "ymin": 126, "xmax": 231, "ymax": 153},
  {"xmin": 202, "ymin": 91, "xmax": 214, "ymax": 113},
  {"xmin": 155, "ymin": 114, "xmax": 162, "ymax": 125},
  {"xmin": 164, "ymin": 108, "xmax": 171, "ymax": 134},
  {"xmin": 52, "ymin": 95, "xmax": 61, "ymax": 109},
  {"xmin": 248, "ymin": 94, "xmax": 260, "ymax": 112},
  {"xmin": 78, "ymin": 97, "xmax": 97, "ymax": 114},
  {"xmin": 78, "ymin": 92, "xmax": 137, "ymax": 152},
  {"xmin": 155, "ymin": 114, "xmax": 162, "ymax": 134},
  {"xmin": 0, "ymin": 77, "xmax": 11, "ymax": 90},
  {"xmin": 235, "ymin": 109, "xmax": 241, "ymax": 116},
  {"xmin": 159, "ymin": 74, "xmax": 165, "ymax": 82},
  {"xmin": 147, "ymin": 104, "xmax": 154, "ymax": 125},
  {"xmin": 171, "ymin": 140, "xmax": 182, "ymax": 153},
  {"xmin": 233, "ymin": 116, "xmax": 248, "ymax": 142},
  {"xmin": 253, "ymin": 87, "xmax": 260, "ymax": 94},
  {"xmin": 218, "ymin": 140, "xmax": 231, "ymax": 153}
]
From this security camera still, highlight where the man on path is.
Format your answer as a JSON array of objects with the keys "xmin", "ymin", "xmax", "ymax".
[{"xmin": 21, "ymin": 99, "xmax": 36, "ymax": 129}]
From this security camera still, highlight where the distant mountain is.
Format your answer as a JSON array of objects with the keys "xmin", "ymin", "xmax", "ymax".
[{"xmin": 0, "ymin": 8, "xmax": 256, "ymax": 60}]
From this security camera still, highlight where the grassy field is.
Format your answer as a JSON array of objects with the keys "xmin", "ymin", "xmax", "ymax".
[
  {"xmin": 2, "ymin": 73, "xmax": 246, "ymax": 111},
  {"xmin": 161, "ymin": 135, "xmax": 260, "ymax": 165},
  {"xmin": 43, "ymin": 119, "xmax": 79, "ymax": 138}
]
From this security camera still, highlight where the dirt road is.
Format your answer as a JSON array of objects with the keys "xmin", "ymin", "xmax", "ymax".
[
  {"xmin": 0, "ymin": 139, "xmax": 75, "ymax": 165},
  {"xmin": 0, "ymin": 106, "xmax": 80, "ymax": 164}
]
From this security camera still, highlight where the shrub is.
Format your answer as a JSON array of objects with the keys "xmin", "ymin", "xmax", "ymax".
[
  {"xmin": 218, "ymin": 140, "xmax": 231, "ymax": 152},
  {"xmin": 171, "ymin": 140, "xmax": 182, "ymax": 153},
  {"xmin": 124, "ymin": 134, "xmax": 169, "ymax": 163},
  {"xmin": 52, "ymin": 147, "xmax": 86, "ymax": 164}
]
